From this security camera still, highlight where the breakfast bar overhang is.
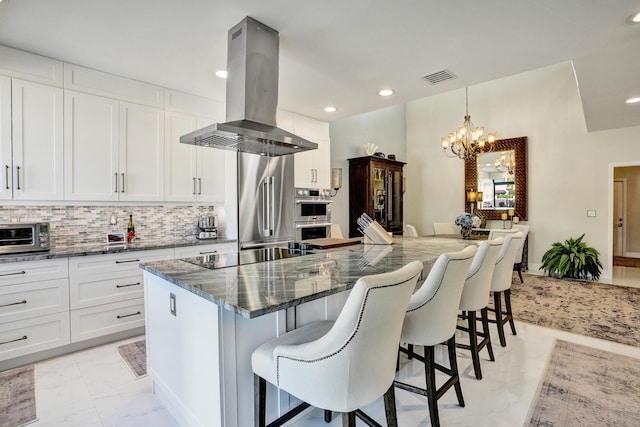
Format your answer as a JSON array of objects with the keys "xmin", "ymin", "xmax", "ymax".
[{"xmin": 140, "ymin": 237, "xmax": 469, "ymax": 427}]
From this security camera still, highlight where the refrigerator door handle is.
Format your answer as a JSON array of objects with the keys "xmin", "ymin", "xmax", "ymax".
[
  {"xmin": 270, "ymin": 176, "xmax": 275, "ymax": 236},
  {"xmin": 263, "ymin": 179, "xmax": 270, "ymax": 236}
]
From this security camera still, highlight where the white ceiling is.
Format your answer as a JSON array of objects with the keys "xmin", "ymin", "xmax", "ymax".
[{"xmin": 0, "ymin": 0, "xmax": 638, "ymax": 132}]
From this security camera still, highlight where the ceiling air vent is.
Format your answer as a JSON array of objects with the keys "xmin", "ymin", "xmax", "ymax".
[{"xmin": 421, "ymin": 69, "xmax": 457, "ymax": 85}]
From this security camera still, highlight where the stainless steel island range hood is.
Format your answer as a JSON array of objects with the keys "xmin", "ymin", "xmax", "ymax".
[{"xmin": 180, "ymin": 17, "xmax": 317, "ymax": 156}]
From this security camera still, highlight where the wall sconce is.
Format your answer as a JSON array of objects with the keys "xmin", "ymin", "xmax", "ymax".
[{"xmin": 331, "ymin": 168, "xmax": 342, "ymax": 197}]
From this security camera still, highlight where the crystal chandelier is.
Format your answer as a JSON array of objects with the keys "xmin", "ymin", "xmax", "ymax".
[
  {"xmin": 494, "ymin": 152, "xmax": 515, "ymax": 175},
  {"xmin": 441, "ymin": 87, "xmax": 496, "ymax": 160}
]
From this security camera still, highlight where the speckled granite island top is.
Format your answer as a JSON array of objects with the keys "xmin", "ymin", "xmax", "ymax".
[{"xmin": 140, "ymin": 236, "xmax": 470, "ymax": 319}]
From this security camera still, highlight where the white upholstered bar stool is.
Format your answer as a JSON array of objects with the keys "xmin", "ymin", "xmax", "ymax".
[
  {"xmin": 395, "ymin": 245, "xmax": 477, "ymax": 427},
  {"xmin": 489, "ymin": 227, "xmax": 528, "ymax": 283},
  {"xmin": 456, "ymin": 238, "xmax": 503, "ymax": 380},
  {"xmin": 433, "ymin": 222, "xmax": 458, "ymax": 235},
  {"xmin": 512, "ymin": 224, "xmax": 530, "ymax": 282},
  {"xmin": 252, "ymin": 261, "xmax": 423, "ymax": 427},
  {"xmin": 488, "ymin": 232, "xmax": 524, "ymax": 347}
]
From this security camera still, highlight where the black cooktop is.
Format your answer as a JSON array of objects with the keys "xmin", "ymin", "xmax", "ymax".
[{"xmin": 181, "ymin": 247, "xmax": 314, "ymax": 270}]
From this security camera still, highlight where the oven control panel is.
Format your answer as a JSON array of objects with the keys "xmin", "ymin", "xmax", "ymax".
[{"xmin": 295, "ymin": 188, "xmax": 332, "ymax": 199}]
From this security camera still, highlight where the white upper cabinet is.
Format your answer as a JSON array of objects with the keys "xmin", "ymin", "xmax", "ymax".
[
  {"xmin": 164, "ymin": 90, "xmax": 226, "ymax": 203},
  {"xmin": 289, "ymin": 113, "xmax": 331, "ymax": 189},
  {"xmin": 64, "ymin": 91, "xmax": 119, "ymax": 201},
  {"xmin": 64, "ymin": 64, "xmax": 163, "ymax": 108},
  {"xmin": 8, "ymin": 79, "xmax": 64, "ymax": 200},
  {"xmin": 64, "ymin": 91, "xmax": 164, "ymax": 201},
  {"xmin": 0, "ymin": 76, "xmax": 11, "ymax": 200},
  {"xmin": 118, "ymin": 102, "xmax": 164, "ymax": 201},
  {"xmin": 0, "ymin": 45, "xmax": 63, "ymax": 87}
]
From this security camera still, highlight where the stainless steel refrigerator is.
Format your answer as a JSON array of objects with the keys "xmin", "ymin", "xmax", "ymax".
[{"xmin": 238, "ymin": 152, "xmax": 295, "ymax": 249}]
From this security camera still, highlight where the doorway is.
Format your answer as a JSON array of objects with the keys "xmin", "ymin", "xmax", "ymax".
[{"xmin": 612, "ymin": 166, "xmax": 640, "ymax": 270}]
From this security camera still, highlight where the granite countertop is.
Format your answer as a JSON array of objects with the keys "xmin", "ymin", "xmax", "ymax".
[
  {"xmin": 140, "ymin": 236, "xmax": 471, "ymax": 319},
  {"xmin": 0, "ymin": 238, "xmax": 237, "ymax": 263}
]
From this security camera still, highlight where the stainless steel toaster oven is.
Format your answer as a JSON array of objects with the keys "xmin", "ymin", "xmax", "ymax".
[{"xmin": 0, "ymin": 222, "xmax": 50, "ymax": 254}]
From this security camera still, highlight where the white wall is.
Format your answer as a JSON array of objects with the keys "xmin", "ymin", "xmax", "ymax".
[
  {"xmin": 329, "ymin": 105, "xmax": 406, "ymax": 237},
  {"xmin": 330, "ymin": 61, "xmax": 640, "ymax": 280}
]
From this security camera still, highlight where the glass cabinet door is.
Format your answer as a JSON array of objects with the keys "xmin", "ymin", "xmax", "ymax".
[
  {"xmin": 373, "ymin": 167, "xmax": 387, "ymax": 226},
  {"xmin": 388, "ymin": 168, "xmax": 402, "ymax": 229}
]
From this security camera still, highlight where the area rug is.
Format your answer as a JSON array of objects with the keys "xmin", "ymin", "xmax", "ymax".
[
  {"xmin": 117, "ymin": 339, "xmax": 147, "ymax": 378},
  {"xmin": 509, "ymin": 274, "xmax": 640, "ymax": 347},
  {"xmin": 527, "ymin": 340, "xmax": 640, "ymax": 426},
  {"xmin": 0, "ymin": 365, "xmax": 37, "ymax": 427}
]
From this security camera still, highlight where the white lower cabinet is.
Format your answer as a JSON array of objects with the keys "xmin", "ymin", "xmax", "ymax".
[
  {"xmin": 68, "ymin": 248, "xmax": 173, "ymax": 343},
  {"xmin": 0, "ymin": 312, "xmax": 70, "ymax": 362},
  {"xmin": 0, "ymin": 259, "xmax": 70, "ymax": 363},
  {"xmin": 0, "ymin": 278, "xmax": 69, "ymax": 324},
  {"xmin": 70, "ymin": 298, "xmax": 145, "ymax": 342}
]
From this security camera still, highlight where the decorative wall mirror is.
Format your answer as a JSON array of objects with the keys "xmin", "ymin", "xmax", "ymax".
[{"xmin": 464, "ymin": 136, "xmax": 528, "ymax": 221}]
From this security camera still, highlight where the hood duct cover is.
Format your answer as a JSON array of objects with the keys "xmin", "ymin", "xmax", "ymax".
[{"xmin": 180, "ymin": 16, "xmax": 317, "ymax": 156}]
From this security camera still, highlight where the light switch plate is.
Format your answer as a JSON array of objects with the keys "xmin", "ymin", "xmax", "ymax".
[{"xmin": 587, "ymin": 210, "xmax": 596, "ymax": 217}]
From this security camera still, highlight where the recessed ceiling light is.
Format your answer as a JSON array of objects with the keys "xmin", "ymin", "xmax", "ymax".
[
  {"xmin": 378, "ymin": 89, "xmax": 394, "ymax": 97},
  {"xmin": 215, "ymin": 70, "xmax": 228, "ymax": 79},
  {"xmin": 627, "ymin": 12, "xmax": 640, "ymax": 23},
  {"xmin": 324, "ymin": 106, "xmax": 337, "ymax": 113},
  {"xmin": 626, "ymin": 97, "xmax": 640, "ymax": 104}
]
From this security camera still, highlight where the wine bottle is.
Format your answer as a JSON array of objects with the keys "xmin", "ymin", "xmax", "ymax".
[{"xmin": 127, "ymin": 214, "xmax": 135, "ymax": 242}]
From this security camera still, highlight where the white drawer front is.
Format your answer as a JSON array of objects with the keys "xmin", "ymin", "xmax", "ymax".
[
  {"xmin": 71, "ymin": 298, "xmax": 144, "ymax": 343},
  {"xmin": 0, "ymin": 258, "xmax": 69, "ymax": 286},
  {"xmin": 69, "ymin": 249, "xmax": 173, "ymax": 276},
  {"xmin": 174, "ymin": 242, "xmax": 237, "ymax": 259},
  {"xmin": 70, "ymin": 271, "xmax": 143, "ymax": 309},
  {"xmin": 0, "ymin": 312, "xmax": 70, "ymax": 362},
  {"xmin": 0, "ymin": 279, "xmax": 69, "ymax": 324}
]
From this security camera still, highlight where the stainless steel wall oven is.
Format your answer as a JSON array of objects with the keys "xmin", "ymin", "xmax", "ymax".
[{"xmin": 295, "ymin": 188, "xmax": 332, "ymax": 241}]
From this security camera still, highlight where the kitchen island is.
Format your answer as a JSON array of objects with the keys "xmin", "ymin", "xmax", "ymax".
[{"xmin": 140, "ymin": 237, "xmax": 469, "ymax": 427}]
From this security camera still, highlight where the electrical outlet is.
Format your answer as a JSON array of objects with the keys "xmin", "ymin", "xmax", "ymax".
[
  {"xmin": 587, "ymin": 210, "xmax": 596, "ymax": 217},
  {"xmin": 110, "ymin": 214, "xmax": 117, "ymax": 225}
]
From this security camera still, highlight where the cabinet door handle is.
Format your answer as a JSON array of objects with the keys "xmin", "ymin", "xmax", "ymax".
[
  {"xmin": 15, "ymin": 166, "xmax": 20, "ymax": 190},
  {"xmin": 116, "ymin": 282, "xmax": 141, "ymax": 288},
  {"xmin": 117, "ymin": 311, "xmax": 141, "ymax": 319},
  {"xmin": 0, "ymin": 335, "xmax": 27, "ymax": 346},
  {"xmin": 0, "ymin": 299, "xmax": 27, "ymax": 308},
  {"xmin": 114, "ymin": 172, "xmax": 119, "ymax": 193},
  {"xmin": 121, "ymin": 173, "xmax": 125, "ymax": 192},
  {"xmin": 199, "ymin": 250, "xmax": 218, "ymax": 255},
  {"xmin": 310, "ymin": 169, "xmax": 314, "ymax": 183},
  {"xmin": 5, "ymin": 165, "xmax": 9, "ymax": 190},
  {"xmin": 192, "ymin": 178, "xmax": 197, "ymax": 195},
  {"xmin": 115, "ymin": 258, "xmax": 140, "ymax": 264},
  {"xmin": 0, "ymin": 270, "xmax": 26, "ymax": 277},
  {"xmin": 198, "ymin": 178, "xmax": 202, "ymax": 195}
]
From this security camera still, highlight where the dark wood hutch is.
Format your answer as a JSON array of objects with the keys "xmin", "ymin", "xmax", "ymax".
[{"xmin": 348, "ymin": 156, "xmax": 406, "ymax": 237}]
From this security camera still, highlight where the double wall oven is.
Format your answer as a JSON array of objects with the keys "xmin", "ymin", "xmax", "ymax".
[{"xmin": 294, "ymin": 188, "xmax": 332, "ymax": 241}]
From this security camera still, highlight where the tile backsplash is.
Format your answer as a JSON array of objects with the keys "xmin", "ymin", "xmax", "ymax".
[{"xmin": 0, "ymin": 205, "xmax": 224, "ymax": 246}]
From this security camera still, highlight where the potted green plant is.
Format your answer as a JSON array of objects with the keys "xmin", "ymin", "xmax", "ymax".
[{"xmin": 540, "ymin": 234, "xmax": 602, "ymax": 280}]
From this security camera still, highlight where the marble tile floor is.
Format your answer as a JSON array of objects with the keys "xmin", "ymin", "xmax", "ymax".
[{"xmin": 20, "ymin": 319, "xmax": 640, "ymax": 427}]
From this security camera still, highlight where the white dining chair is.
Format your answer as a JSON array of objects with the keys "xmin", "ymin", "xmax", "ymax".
[
  {"xmin": 405, "ymin": 224, "xmax": 418, "ymax": 236},
  {"xmin": 457, "ymin": 237, "xmax": 503, "ymax": 380},
  {"xmin": 395, "ymin": 245, "xmax": 477, "ymax": 427},
  {"xmin": 512, "ymin": 224, "xmax": 530, "ymax": 282},
  {"xmin": 252, "ymin": 261, "xmax": 423, "ymax": 427},
  {"xmin": 433, "ymin": 222, "xmax": 458, "ymax": 235}
]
